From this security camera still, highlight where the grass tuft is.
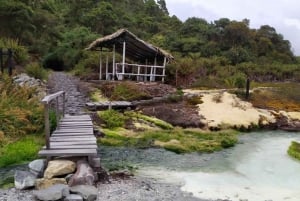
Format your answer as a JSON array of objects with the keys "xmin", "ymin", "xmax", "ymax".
[
  {"xmin": 288, "ymin": 141, "xmax": 300, "ymax": 160},
  {"xmin": 0, "ymin": 135, "xmax": 43, "ymax": 167}
]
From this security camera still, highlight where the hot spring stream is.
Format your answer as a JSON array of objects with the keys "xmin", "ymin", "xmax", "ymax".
[
  {"xmin": 100, "ymin": 131, "xmax": 300, "ymax": 201},
  {"xmin": 1, "ymin": 131, "xmax": 299, "ymax": 200}
]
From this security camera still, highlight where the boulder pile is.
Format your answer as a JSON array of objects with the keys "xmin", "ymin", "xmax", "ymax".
[{"xmin": 14, "ymin": 159, "xmax": 98, "ymax": 201}]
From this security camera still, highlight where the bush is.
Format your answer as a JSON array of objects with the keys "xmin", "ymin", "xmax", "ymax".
[
  {"xmin": 98, "ymin": 110, "xmax": 126, "ymax": 129},
  {"xmin": 25, "ymin": 62, "xmax": 48, "ymax": 80},
  {"xmin": 110, "ymin": 82, "xmax": 151, "ymax": 101},
  {"xmin": 0, "ymin": 75, "xmax": 44, "ymax": 137},
  {"xmin": 0, "ymin": 38, "xmax": 29, "ymax": 64}
]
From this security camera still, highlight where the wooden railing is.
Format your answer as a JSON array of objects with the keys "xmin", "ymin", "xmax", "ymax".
[{"xmin": 41, "ymin": 91, "xmax": 66, "ymax": 149}]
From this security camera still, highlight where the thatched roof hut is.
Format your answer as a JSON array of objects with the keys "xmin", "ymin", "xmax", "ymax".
[
  {"xmin": 86, "ymin": 29, "xmax": 173, "ymax": 82},
  {"xmin": 86, "ymin": 29, "xmax": 173, "ymax": 63}
]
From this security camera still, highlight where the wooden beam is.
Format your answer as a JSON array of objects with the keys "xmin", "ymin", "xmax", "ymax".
[
  {"xmin": 99, "ymin": 50, "xmax": 102, "ymax": 80},
  {"xmin": 105, "ymin": 55, "xmax": 109, "ymax": 80},
  {"xmin": 112, "ymin": 44, "xmax": 116, "ymax": 80},
  {"xmin": 121, "ymin": 41, "xmax": 126, "ymax": 80},
  {"xmin": 162, "ymin": 57, "xmax": 166, "ymax": 83}
]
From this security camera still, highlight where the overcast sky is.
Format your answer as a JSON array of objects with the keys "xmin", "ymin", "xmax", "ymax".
[{"xmin": 166, "ymin": 0, "xmax": 300, "ymax": 55}]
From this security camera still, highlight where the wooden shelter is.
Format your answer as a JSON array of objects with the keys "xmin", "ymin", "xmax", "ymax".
[{"xmin": 86, "ymin": 29, "xmax": 174, "ymax": 82}]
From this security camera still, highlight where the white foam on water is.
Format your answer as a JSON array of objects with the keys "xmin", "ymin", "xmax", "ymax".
[{"xmin": 138, "ymin": 134, "xmax": 300, "ymax": 201}]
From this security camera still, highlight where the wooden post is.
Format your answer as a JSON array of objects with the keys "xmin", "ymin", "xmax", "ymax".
[
  {"xmin": 121, "ymin": 41, "xmax": 126, "ymax": 80},
  {"xmin": 162, "ymin": 57, "xmax": 166, "ymax": 82},
  {"xmin": 153, "ymin": 57, "xmax": 157, "ymax": 82},
  {"xmin": 44, "ymin": 103, "xmax": 50, "ymax": 149},
  {"xmin": 112, "ymin": 44, "xmax": 116, "ymax": 80},
  {"xmin": 144, "ymin": 59, "xmax": 148, "ymax": 82},
  {"xmin": 246, "ymin": 78, "xmax": 250, "ymax": 99},
  {"xmin": 99, "ymin": 50, "xmax": 102, "ymax": 80},
  {"xmin": 137, "ymin": 65, "xmax": 141, "ymax": 81},
  {"xmin": 8, "ymin": 49, "xmax": 13, "ymax": 76},
  {"xmin": 62, "ymin": 92, "xmax": 65, "ymax": 117},
  {"xmin": 0, "ymin": 48, "xmax": 3, "ymax": 73},
  {"xmin": 105, "ymin": 55, "xmax": 109, "ymax": 80},
  {"xmin": 55, "ymin": 97, "xmax": 60, "ymax": 128}
]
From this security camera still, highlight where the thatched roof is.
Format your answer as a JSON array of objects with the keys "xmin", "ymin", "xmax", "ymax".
[{"xmin": 86, "ymin": 29, "xmax": 174, "ymax": 63}]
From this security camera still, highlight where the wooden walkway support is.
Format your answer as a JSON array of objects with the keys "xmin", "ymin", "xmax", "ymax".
[{"xmin": 38, "ymin": 91, "xmax": 99, "ymax": 167}]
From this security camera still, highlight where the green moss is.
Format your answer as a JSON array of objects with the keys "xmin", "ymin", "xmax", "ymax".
[
  {"xmin": 0, "ymin": 135, "xmax": 43, "ymax": 167},
  {"xmin": 98, "ymin": 127, "xmax": 238, "ymax": 154},
  {"xmin": 90, "ymin": 89, "xmax": 108, "ymax": 102},
  {"xmin": 288, "ymin": 141, "xmax": 300, "ymax": 160},
  {"xmin": 125, "ymin": 111, "xmax": 173, "ymax": 130}
]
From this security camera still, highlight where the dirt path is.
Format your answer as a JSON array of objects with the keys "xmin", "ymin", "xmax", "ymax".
[{"xmin": 47, "ymin": 72, "xmax": 89, "ymax": 115}]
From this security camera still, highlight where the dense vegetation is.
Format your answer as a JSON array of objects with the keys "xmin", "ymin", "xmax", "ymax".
[{"xmin": 1, "ymin": 0, "xmax": 299, "ymax": 87}]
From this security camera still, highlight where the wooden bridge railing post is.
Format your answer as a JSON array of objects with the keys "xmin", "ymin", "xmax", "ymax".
[
  {"xmin": 42, "ymin": 91, "xmax": 66, "ymax": 150},
  {"xmin": 44, "ymin": 103, "xmax": 50, "ymax": 149}
]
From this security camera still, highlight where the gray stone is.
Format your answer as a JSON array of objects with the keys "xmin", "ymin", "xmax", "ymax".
[
  {"xmin": 68, "ymin": 160, "xmax": 95, "ymax": 187},
  {"xmin": 29, "ymin": 159, "xmax": 46, "ymax": 177},
  {"xmin": 33, "ymin": 184, "xmax": 69, "ymax": 201},
  {"xmin": 14, "ymin": 170, "xmax": 37, "ymax": 190},
  {"xmin": 70, "ymin": 185, "xmax": 98, "ymax": 201},
  {"xmin": 64, "ymin": 194, "xmax": 83, "ymax": 201}
]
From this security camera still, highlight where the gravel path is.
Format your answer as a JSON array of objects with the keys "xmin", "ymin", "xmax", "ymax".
[{"xmin": 47, "ymin": 72, "xmax": 89, "ymax": 115}]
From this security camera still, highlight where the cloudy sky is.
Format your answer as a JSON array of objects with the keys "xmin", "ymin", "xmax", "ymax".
[{"xmin": 166, "ymin": 0, "xmax": 300, "ymax": 55}]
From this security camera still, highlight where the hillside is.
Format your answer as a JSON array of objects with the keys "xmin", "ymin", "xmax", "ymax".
[{"xmin": 0, "ymin": 0, "xmax": 300, "ymax": 87}]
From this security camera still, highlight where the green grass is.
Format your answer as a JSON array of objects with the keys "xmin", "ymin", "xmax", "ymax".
[
  {"xmin": 98, "ymin": 110, "xmax": 127, "ymax": 129},
  {"xmin": 288, "ymin": 141, "xmax": 300, "ymax": 160},
  {"xmin": 0, "ymin": 135, "xmax": 44, "ymax": 167},
  {"xmin": 98, "ymin": 127, "xmax": 238, "ymax": 154}
]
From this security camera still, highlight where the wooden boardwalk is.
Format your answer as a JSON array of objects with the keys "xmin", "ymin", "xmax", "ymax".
[
  {"xmin": 38, "ymin": 91, "xmax": 99, "ymax": 167},
  {"xmin": 86, "ymin": 101, "xmax": 134, "ymax": 110}
]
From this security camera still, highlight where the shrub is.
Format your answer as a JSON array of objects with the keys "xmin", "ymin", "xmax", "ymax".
[
  {"xmin": 98, "ymin": 110, "xmax": 126, "ymax": 129},
  {"xmin": 0, "ymin": 75, "xmax": 44, "ymax": 137},
  {"xmin": 110, "ymin": 82, "xmax": 151, "ymax": 101},
  {"xmin": 25, "ymin": 62, "xmax": 48, "ymax": 80},
  {"xmin": 0, "ymin": 38, "xmax": 29, "ymax": 64}
]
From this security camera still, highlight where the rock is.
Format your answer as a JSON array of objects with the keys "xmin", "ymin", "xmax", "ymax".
[
  {"xmin": 36, "ymin": 178, "xmax": 67, "ymax": 190},
  {"xmin": 14, "ymin": 170, "xmax": 37, "ymax": 190},
  {"xmin": 70, "ymin": 185, "xmax": 98, "ymax": 201},
  {"xmin": 64, "ymin": 194, "xmax": 83, "ymax": 201},
  {"xmin": 29, "ymin": 159, "xmax": 46, "ymax": 177},
  {"xmin": 34, "ymin": 184, "xmax": 69, "ymax": 201},
  {"xmin": 68, "ymin": 160, "xmax": 95, "ymax": 186},
  {"xmin": 65, "ymin": 174, "xmax": 74, "ymax": 183},
  {"xmin": 44, "ymin": 160, "xmax": 76, "ymax": 179}
]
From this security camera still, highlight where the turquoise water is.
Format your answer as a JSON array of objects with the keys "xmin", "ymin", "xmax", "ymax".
[{"xmin": 135, "ymin": 131, "xmax": 300, "ymax": 201}]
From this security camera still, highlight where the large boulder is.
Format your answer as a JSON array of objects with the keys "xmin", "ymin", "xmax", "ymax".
[
  {"xmin": 36, "ymin": 178, "xmax": 67, "ymax": 190},
  {"xmin": 68, "ymin": 160, "xmax": 95, "ymax": 186},
  {"xmin": 14, "ymin": 170, "xmax": 37, "ymax": 190},
  {"xmin": 33, "ymin": 184, "xmax": 69, "ymax": 201},
  {"xmin": 29, "ymin": 159, "xmax": 46, "ymax": 177},
  {"xmin": 44, "ymin": 160, "xmax": 76, "ymax": 179},
  {"xmin": 70, "ymin": 185, "xmax": 98, "ymax": 201}
]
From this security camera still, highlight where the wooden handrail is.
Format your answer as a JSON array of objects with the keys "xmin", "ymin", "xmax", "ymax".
[{"xmin": 42, "ymin": 91, "xmax": 66, "ymax": 149}]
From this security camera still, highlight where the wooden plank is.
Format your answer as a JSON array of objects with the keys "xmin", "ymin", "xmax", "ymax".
[
  {"xmin": 50, "ymin": 138, "xmax": 96, "ymax": 142},
  {"xmin": 52, "ymin": 131, "xmax": 93, "ymax": 135},
  {"xmin": 51, "ymin": 133, "xmax": 94, "ymax": 137},
  {"xmin": 39, "ymin": 149, "xmax": 97, "ymax": 156},
  {"xmin": 49, "ymin": 141, "xmax": 96, "ymax": 146},
  {"xmin": 55, "ymin": 128, "xmax": 93, "ymax": 132},
  {"xmin": 43, "ymin": 145, "xmax": 97, "ymax": 149}
]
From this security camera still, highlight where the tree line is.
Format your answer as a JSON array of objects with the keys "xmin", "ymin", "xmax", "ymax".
[{"xmin": 0, "ymin": 0, "xmax": 299, "ymax": 86}]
